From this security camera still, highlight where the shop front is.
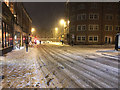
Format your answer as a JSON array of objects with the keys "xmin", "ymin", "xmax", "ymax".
[
  {"xmin": 0, "ymin": 21, "xmax": 14, "ymax": 56},
  {"xmin": 0, "ymin": 2, "xmax": 14, "ymax": 56}
]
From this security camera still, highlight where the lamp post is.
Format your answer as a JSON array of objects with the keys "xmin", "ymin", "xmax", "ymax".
[
  {"xmin": 31, "ymin": 28, "xmax": 35, "ymax": 42},
  {"xmin": 59, "ymin": 19, "xmax": 66, "ymax": 44},
  {"xmin": 55, "ymin": 27, "xmax": 58, "ymax": 41}
]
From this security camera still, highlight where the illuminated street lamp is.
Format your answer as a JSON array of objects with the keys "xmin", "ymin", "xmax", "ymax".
[
  {"xmin": 31, "ymin": 28, "xmax": 35, "ymax": 42},
  {"xmin": 67, "ymin": 20, "xmax": 70, "ymax": 25},
  {"xmin": 55, "ymin": 27, "xmax": 58, "ymax": 41},
  {"xmin": 60, "ymin": 19, "xmax": 65, "ymax": 25},
  {"xmin": 55, "ymin": 27, "xmax": 58, "ymax": 32},
  {"xmin": 31, "ymin": 28, "xmax": 35, "ymax": 33}
]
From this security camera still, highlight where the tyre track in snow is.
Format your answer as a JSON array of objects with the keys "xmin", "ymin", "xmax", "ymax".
[
  {"xmin": 36, "ymin": 46, "xmax": 81, "ymax": 88},
  {"xmin": 42, "ymin": 45, "xmax": 118, "ymax": 88},
  {"xmin": 39, "ymin": 46, "xmax": 93, "ymax": 88},
  {"xmin": 63, "ymin": 47, "xmax": 119, "ymax": 66},
  {"xmin": 48, "ymin": 46, "xmax": 118, "ymax": 77}
]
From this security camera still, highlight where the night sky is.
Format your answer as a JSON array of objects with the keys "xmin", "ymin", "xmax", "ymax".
[{"xmin": 23, "ymin": 2, "xmax": 65, "ymax": 37}]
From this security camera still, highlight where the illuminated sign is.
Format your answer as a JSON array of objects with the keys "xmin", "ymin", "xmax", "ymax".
[{"xmin": 118, "ymin": 35, "xmax": 120, "ymax": 48}]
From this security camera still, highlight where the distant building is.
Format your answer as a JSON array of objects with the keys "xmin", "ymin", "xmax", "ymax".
[
  {"xmin": 0, "ymin": 1, "xmax": 32, "ymax": 55},
  {"xmin": 65, "ymin": 2, "xmax": 120, "ymax": 45}
]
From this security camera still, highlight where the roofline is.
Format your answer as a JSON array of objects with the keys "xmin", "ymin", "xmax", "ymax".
[{"xmin": 22, "ymin": 3, "xmax": 32, "ymax": 23}]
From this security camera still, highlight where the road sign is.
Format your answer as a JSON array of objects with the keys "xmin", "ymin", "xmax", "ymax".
[
  {"xmin": 118, "ymin": 35, "xmax": 120, "ymax": 48},
  {"xmin": 72, "ymin": 34, "xmax": 74, "ymax": 39},
  {"xmin": 115, "ymin": 33, "xmax": 120, "ymax": 50}
]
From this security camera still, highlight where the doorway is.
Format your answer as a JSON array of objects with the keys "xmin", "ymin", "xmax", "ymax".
[{"xmin": 105, "ymin": 36, "xmax": 112, "ymax": 44}]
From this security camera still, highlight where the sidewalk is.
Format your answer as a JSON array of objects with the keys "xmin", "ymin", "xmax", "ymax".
[{"xmin": 0, "ymin": 47, "xmax": 47, "ymax": 88}]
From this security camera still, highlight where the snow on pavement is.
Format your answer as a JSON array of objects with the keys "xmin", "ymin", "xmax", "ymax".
[{"xmin": 1, "ymin": 47, "xmax": 47, "ymax": 88}]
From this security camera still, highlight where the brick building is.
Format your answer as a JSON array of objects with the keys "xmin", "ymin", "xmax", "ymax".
[
  {"xmin": 0, "ymin": 1, "xmax": 32, "ymax": 55},
  {"xmin": 65, "ymin": 2, "xmax": 120, "ymax": 45}
]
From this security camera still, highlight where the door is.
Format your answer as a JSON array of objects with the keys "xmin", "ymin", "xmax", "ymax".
[{"xmin": 105, "ymin": 36, "xmax": 112, "ymax": 44}]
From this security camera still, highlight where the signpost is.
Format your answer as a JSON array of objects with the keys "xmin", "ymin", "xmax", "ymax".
[{"xmin": 118, "ymin": 35, "xmax": 120, "ymax": 49}]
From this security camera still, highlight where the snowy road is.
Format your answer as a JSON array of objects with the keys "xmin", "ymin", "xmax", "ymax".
[{"xmin": 1, "ymin": 43, "xmax": 119, "ymax": 88}]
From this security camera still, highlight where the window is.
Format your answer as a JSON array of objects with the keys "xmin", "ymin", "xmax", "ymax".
[
  {"xmin": 70, "ymin": 15, "xmax": 76, "ymax": 21},
  {"xmin": 116, "ymin": 26, "xmax": 120, "ymax": 31},
  {"xmin": 89, "ymin": 36, "xmax": 98, "ymax": 42},
  {"xmin": 72, "ymin": 7, "xmax": 75, "ymax": 11},
  {"xmin": 89, "ymin": 25, "xmax": 99, "ymax": 31},
  {"xmin": 70, "ymin": 26, "xmax": 75, "ymax": 31},
  {"xmin": 105, "ymin": 25, "xmax": 113, "ymax": 31},
  {"xmin": 77, "ymin": 36, "xmax": 86, "ymax": 42},
  {"xmin": 105, "ymin": 36, "xmax": 112, "ymax": 44},
  {"xmin": 116, "ymin": 15, "xmax": 120, "ymax": 20},
  {"xmin": 105, "ymin": 14, "xmax": 113, "ymax": 20},
  {"xmin": 89, "ymin": 36, "xmax": 93, "ymax": 41},
  {"xmin": 89, "ymin": 14, "xmax": 99, "ymax": 20},
  {"xmin": 90, "ymin": 3, "xmax": 98, "ymax": 9},
  {"xmin": 77, "ymin": 25, "xmax": 86, "ymax": 31},
  {"xmin": 77, "ymin": 14, "xmax": 86, "ymax": 20},
  {"xmin": 94, "ymin": 36, "xmax": 98, "ymax": 41},
  {"xmin": 77, "ymin": 4, "xmax": 85, "ymax": 10}
]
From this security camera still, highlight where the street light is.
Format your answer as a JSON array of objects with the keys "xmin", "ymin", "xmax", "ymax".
[
  {"xmin": 31, "ymin": 28, "xmax": 35, "ymax": 33},
  {"xmin": 55, "ymin": 27, "xmax": 58, "ymax": 41},
  {"xmin": 55, "ymin": 27, "xmax": 58, "ymax": 31},
  {"xmin": 60, "ymin": 19, "xmax": 65, "ymax": 25},
  {"xmin": 31, "ymin": 28, "xmax": 35, "ymax": 42},
  {"xmin": 67, "ymin": 20, "xmax": 70, "ymax": 25}
]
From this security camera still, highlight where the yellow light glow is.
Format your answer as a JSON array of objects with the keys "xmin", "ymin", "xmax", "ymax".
[
  {"xmin": 31, "ymin": 28, "xmax": 35, "ymax": 32},
  {"xmin": 64, "ymin": 22, "xmax": 67, "ymax": 27},
  {"xmin": 68, "ymin": 20, "xmax": 70, "ymax": 24},
  {"xmin": 60, "ymin": 19, "xmax": 65, "ymax": 25},
  {"xmin": 55, "ymin": 27, "xmax": 58, "ymax": 31}
]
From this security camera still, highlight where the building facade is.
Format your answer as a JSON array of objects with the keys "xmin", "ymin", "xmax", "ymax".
[
  {"xmin": 0, "ymin": 1, "xmax": 32, "ymax": 56},
  {"xmin": 65, "ymin": 2, "xmax": 120, "ymax": 45}
]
